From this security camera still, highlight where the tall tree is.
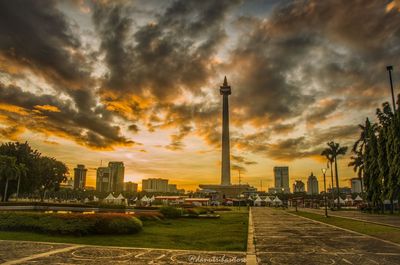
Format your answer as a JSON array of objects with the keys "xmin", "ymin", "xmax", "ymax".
[
  {"xmin": 37, "ymin": 156, "xmax": 68, "ymax": 201},
  {"xmin": 376, "ymin": 102, "xmax": 393, "ymax": 213},
  {"xmin": 386, "ymin": 96, "xmax": 400, "ymax": 214},
  {"xmin": 0, "ymin": 142, "xmax": 41, "ymax": 198},
  {"xmin": 348, "ymin": 151, "xmax": 364, "ymax": 197},
  {"xmin": 321, "ymin": 150, "xmax": 335, "ymax": 202},
  {"xmin": 323, "ymin": 142, "xmax": 348, "ymax": 209},
  {"xmin": 363, "ymin": 118, "xmax": 382, "ymax": 210},
  {"xmin": 0, "ymin": 155, "xmax": 20, "ymax": 202}
]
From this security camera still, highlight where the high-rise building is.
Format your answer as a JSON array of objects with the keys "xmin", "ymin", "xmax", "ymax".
[
  {"xmin": 351, "ymin": 178, "xmax": 362, "ymax": 193},
  {"xmin": 307, "ymin": 173, "xmax": 319, "ymax": 195},
  {"xmin": 168, "ymin": 184, "xmax": 178, "ymax": 193},
  {"xmin": 142, "ymin": 178, "xmax": 169, "ymax": 192},
  {"xmin": 124, "ymin": 181, "xmax": 138, "ymax": 193},
  {"xmin": 96, "ymin": 167, "xmax": 110, "ymax": 193},
  {"xmin": 273, "ymin": 166, "xmax": 290, "ymax": 193},
  {"xmin": 293, "ymin": 180, "xmax": 305, "ymax": 193},
  {"xmin": 73, "ymin": 164, "xmax": 87, "ymax": 190},
  {"xmin": 108, "ymin": 162, "xmax": 125, "ymax": 192}
]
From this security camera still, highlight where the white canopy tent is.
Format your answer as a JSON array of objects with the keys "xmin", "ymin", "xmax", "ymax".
[
  {"xmin": 104, "ymin": 193, "xmax": 116, "ymax": 204},
  {"xmin": 264, "ymin": 196, "xmax": 272, "ymax": 203},
  {"xmin": 93, "ymin": 195, "xmax": 99, "ymax": 202},
  {"xmin": 273, "ymin": 196, "xmax": 282, "ymax": 205},
  {"xmin": 354, "ymin": 195, "xmax": 363, "ymax": 202},
  {"xmin": 345, "ymin": 197, "xmax": 353, "ymax": 205},
  {"xmin": 140, "ymin": 195, "xmax": 149, "ymax": 202},
  {"xmin": 334, "ymin": 197, "xmax": 345, "ymax": 204},
  {"xmin": 254, "ymin": 197, "xmax": 263, "ymax": 206},
  {"xmin": 150, "ymin": 195, "xmax": 155, "ymax": 202}
]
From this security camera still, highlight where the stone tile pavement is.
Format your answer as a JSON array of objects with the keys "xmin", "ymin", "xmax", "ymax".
[
  {"xmin": 0, "ymin": 240, "xmax": 246, "ymax": 265},
  {"xmin": 251, "ymin": 207, "xmax": 400, "ymax": 265},
  {"xmin": 298, "ymin": 207, "xmax": 400, "ymax": 228}
]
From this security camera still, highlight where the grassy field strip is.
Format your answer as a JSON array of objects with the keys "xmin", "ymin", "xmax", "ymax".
[
  {"xmin": 0, "ymin": 210, "xmax": 249, "ymax": 251},
  {"xmin": 290, "ymin": 211, "xmax": 400, "ymax": 246}
]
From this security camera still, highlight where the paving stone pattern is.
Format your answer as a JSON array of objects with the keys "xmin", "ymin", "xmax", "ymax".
[
  {"xmin": 251, "ymin": 207, "xmax": 400, "ymax": 265},
  {"xmin": 0, "ymin": 240, "xmax": 245, "ymax": 265}
]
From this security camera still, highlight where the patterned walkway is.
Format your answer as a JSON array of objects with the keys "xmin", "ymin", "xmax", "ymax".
[
  {"xmin": 251, "ymin": 207, "xmax": 400, "ymax": 265},
  {"xmin": 0, "ymin": 240, "xmax": 246, "ymax": 265}
]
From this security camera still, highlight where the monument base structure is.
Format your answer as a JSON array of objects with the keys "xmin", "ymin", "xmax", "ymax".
[{"xmin": 198, "ymin": 184, "xmax": 256, "ymax": 201}]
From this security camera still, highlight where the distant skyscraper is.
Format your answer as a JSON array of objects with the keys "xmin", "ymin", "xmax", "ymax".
[
  {"xmin": 293, "ymin": 180, "xmax": 305, "ymax": 193},
  {"xmin": 124, "ymin": 181, "xmax": 138, "ymax": 193},
  {"xmin": 307, "ymin": 173, "xmax": 319, "ymax": 195},
  {"xmin": 273, "ymin": 166, "xmax": 290, "ymax": 193},
  {"xmin": 351, "ymin": 178, "xmax": 362, "ymax": 193},
  {"xmin": 108, "ymin": 162, "xmax": 125, "ymax": 192},
  {"xmin": 96, "ymin": 167, "xmax": 110, "ymax": 193},
  {"xmin": 73, "ymin": 164, "xmax": 87, "ymax": 190},
  {"xmin": 142, "ymin": 178, "xmax": 169, "ymax": 192}
]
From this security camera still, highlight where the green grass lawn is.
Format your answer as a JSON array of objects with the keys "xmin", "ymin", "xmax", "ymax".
[
  {"xmin": 292, "ymin": 211, "xmax": 400, "ymax": 244},
  {"xmin": 0, "ymin": 209, "xmax": 248, "ymax": 251}
]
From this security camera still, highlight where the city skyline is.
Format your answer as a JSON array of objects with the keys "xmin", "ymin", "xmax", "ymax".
[{"xmin": 1, "ymin": 1, "xmax": 400, "ymax": 191}]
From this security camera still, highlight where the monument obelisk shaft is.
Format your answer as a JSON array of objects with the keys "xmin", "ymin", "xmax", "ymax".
[{"xmin": 220, "ymin": 76, "xmax": 231, "ymax": 186}]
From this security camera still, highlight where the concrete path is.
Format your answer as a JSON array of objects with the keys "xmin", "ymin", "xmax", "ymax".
[
  {"xmin": 298, "ymin": 207, "xmax": 400, "ymax": 228},
  {"xmin": 251, "ymin": 207, "xmax": 400, "ymax": 265},
  {"xmin": 0, "ymin": 240, "xmax": 246, "ymax": 264}
]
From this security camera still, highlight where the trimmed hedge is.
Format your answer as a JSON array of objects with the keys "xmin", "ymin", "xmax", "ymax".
[
  {"xmin": 159, "ymin": 206, "xmax": 182, "ymax": 218},
  {"xmin": 0, "ymin": 212, "xmax": 142, "ymax": 235},
  {"xmin": 134, "ymin": 211, "xmax": 164, "ymax": 221}
]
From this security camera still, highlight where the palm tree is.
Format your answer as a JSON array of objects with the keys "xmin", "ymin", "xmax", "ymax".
[
  {"xmin": 0, "ymin": 155, "xmax": 20, "ymax": 202},
  {"xmin": 16, "ymin": 163, "xmax": 27, "ymax": 201},
  {"xmin": 322, "ymin": 142, "xmax": 348, "ymax": 209},
  {"xmin": 348, "ymin": 151, "xmax": 364, "ymax": 197},
  {"xmin": 321, "ymin": 150, "xmax": 335, "ymax": 203}
]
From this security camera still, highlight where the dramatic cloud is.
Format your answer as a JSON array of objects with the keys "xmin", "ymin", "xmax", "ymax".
[{"xmin": 0, "ymin": 0, "xmax": 400, "ymax": 187}]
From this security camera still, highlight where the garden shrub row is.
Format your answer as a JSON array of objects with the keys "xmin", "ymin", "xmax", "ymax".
[
  {"xmin": 0, "ymin": 212, "xmax": 142, "ymax": 235},
  {"xmin": 159, "ymin": 206, "xmax": 183, "ymax": 218},
  {"xmin": 134, "ymin": 211, "xmax": 164, "ymax": 221}
]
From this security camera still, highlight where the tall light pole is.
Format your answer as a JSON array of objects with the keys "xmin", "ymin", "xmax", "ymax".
[
  {"xmin": 387, "ymin": 66, "xmax": 396, "ymax": 111},
  {"xmin": 321, "ymin": 168, "xmax": 328, "ymax": 217}
]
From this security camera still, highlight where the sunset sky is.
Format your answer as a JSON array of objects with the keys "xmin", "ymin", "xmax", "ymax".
[{"xmin": 1, "ymin": 0, "xmax": 400, "ymax": 191}]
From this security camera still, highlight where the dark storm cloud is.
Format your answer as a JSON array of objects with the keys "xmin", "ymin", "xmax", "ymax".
[
  {"xmin": 0, "ymin": 0, "xmax": 90, "ymax": 87},
  {"xmin": 306, "ymin": 98, "xmax": 342, "ymax": 126},
  {"xmin": 93, "ymin": 0, "xmax": 240, "ymax": 102},
  {"xmin": 228, "ymin": 0, "xmax": 400, "ymax": 127},
  {"xmin": 0, "ymin": 83, "xmax": 135, "ymax": 149}
]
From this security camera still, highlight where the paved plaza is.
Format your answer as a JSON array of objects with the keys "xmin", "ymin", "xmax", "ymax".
[
  {"xmin": 298, "ymin": 207, "xmax": 400, "ymax": 228},
  {"xmin": 251, "ymin": 207, "xmax": 400, "ymax": 265},
  {"xmin": 0, "ymin": 240, "xmax": 246, "ymax": 265}
]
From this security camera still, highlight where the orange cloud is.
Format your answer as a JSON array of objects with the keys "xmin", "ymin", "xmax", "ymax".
[{"xmin": 34, "ymin": 105, "xmax": 61, "ymax": 112}]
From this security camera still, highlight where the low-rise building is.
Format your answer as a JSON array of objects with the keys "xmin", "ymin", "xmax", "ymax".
[
  {"xmin": 124, "ymin": 181, "xmax": 138, "ymax": 193},
  {"xmin": 293, "ymin": 180, "xmax": 305, "ymax": 193}
]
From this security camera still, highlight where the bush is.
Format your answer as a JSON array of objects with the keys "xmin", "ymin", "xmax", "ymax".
[
  {"xmin": 184, "ymin": 207, "xmax": 209, "ymax": 216},
  {"xmin": 134, "ymin": 211, "xmax": 164, "ymax": 221},
  {"xmin": 85, "ymin": 202, "xmax": 126, "ymax": 209},
  {"xmin": 0, "ymin": 212, "xmax": 142, "ymax": 235},
  {"xmin": 159, "ymin": 206, "xmax": 182, "ymax": 218}
]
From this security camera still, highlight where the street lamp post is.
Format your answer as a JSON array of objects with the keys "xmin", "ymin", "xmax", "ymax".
[
  {"xmin": 321, "ymin": 168, "xmax": 328, "ymax": 217},
  {"xmin": 387, "ymin": 66, "xmax": 396, "ymax": 111}
]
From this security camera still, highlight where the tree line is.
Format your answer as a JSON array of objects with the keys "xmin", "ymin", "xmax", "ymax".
[
  {"xmin": 0, "ymin": 142, "xmax": 68, "ymax": 202},
  {"xmin": 350, "ymin": 95, "xmax": 400, "ymax": 213},
  {"xmin": 320, "ymin": 96, "xmax": 400, "ymax": 213}
]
